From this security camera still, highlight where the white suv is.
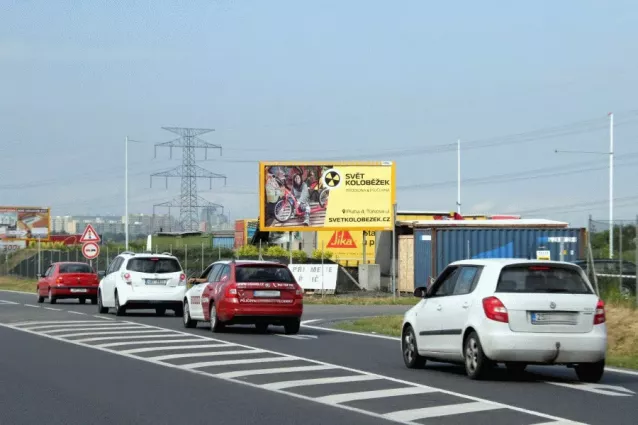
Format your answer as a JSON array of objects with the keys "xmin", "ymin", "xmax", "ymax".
[
  {"xmin": 401, "ymin": 259, "xmax": 607, "ymax": 382},
  {"xmin": 97, "ymin": 252, "xmax": 187, "ymax": 316}
]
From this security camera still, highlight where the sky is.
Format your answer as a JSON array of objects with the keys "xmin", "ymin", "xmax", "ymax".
[{"xmin": 1, "ymin": 0, "xmax": 638, "ymax": 227}]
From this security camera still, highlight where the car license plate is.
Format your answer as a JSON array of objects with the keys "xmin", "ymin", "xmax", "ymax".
[
  {"xmin": 70, "ymin": 288, "xmax": 87, "ymax": 293},
  {"xmin": 531, "ymin": 312, "xmax": 576, "ymax": 324},
  {"xmin": 254, "ymin": 290, "xmax": 280, "ymax": 298},
  {"xmin": 145, "ymin": 279, "xmax": 166, "ymax": 285}
]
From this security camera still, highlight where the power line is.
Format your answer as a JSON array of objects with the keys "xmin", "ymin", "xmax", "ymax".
[{"xmin": 510, "ymin": 195, "xmax": 638, "ymax": 215}]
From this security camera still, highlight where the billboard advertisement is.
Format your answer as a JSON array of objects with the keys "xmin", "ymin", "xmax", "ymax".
[
  {"xmin": 317, "ymin": 230, "xmax": 376, "ymax": 267},
  {"xmin": 0, "ymin": 206, "xmax": 50, "ymax": 241},
  {"xmin": 260, "ymin": 161, "xmax": 395, "ymax": 232}
]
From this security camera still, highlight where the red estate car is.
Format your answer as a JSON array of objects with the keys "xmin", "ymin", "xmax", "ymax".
[
  {"xmin": 36, "ymin": 262, "xmax": 100, "ymax": 304},
  {"xmin": 182, "ymin": 260, "xmax": 304, "ymax": 334}
]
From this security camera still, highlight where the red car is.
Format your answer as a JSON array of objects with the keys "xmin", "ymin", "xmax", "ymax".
[
  {"xmin": 182, "ymin": 260, "xmax": 304, "ymax": 334},
  {"xmin": 36, "ymin": 262, "xmax": 100, "ymax": 304}
]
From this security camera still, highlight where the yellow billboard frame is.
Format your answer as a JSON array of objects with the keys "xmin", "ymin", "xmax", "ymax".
[{"xmin": 259, "ymin": 161, "xmax": 396, "ymax": 232}]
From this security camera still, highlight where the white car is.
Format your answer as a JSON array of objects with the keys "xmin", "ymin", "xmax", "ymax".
[
  {"xmin": 401, "ymin": 259, "xmax": 607, "ymax": 382},
  {"xmin": 97, "ymin": 251, "xmax": 187, "ymax": 316}
]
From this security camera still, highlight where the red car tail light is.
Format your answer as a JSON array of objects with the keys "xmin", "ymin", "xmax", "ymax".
[
  {"xmin": 225, "ymin": 282, "xmax": 238, "ymax": 297},
  {"xmin": 56, "ymin": 277, "xmax": 64, "ymax": 284},
  {"xmin": 123, "ymin": 273, "xmax": 132, "ymax": 285},
  {"xmin": 482, "ymin": 296, "xmax": 509, "ymax": 323},
  {"xmin": 594, "ymin": 299, "xmax": 606, "ymax": 325}
]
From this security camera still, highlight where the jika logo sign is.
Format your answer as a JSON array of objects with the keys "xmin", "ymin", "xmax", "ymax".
[{"xmin": 327, "ymin": 231, "xmax": 357, "ymax": 249}]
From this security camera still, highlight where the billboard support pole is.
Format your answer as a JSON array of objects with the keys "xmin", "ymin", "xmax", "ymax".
[
  {"xmin": 321, "ymin": 241, "xmax": 325, "ymax": 298},
  {"xmin": 362, "ymin": 232, "xmax": 367, "ymax": 265},
  {"xmin": 391, "ymin": 203, "xmax": 397, "ymax": 299},
  {"xmin": 289, "ymin": 232, "xmax": 293, "ymax": 264},
  {"xmin": 37, "ymin": 237, "xmax": 41, "ymax": 277}
]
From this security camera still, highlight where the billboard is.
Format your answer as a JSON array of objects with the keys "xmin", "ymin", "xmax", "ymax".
[
  {"xmin": 260, "ymin": 161, "xmax": 395, "ymax": 232},
  {"xmin": 0, "ymin": 206, "xmax": 50, "ymax": 241},
  {"xmin": 317, "ymin": 230, "xmax": 376, "ymax": 266}
]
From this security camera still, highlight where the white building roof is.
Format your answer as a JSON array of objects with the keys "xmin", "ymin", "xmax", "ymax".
[{"xmin": 396, "ymin": 218, "xmax": 569, "ymax": 228}]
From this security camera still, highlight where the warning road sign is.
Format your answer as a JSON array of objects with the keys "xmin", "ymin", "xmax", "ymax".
[
  {"xmin": 82, "ymin": 242, "xmax": 100, "ymax": 260},
  {"xmin": 80, "ymin": 224, "xmax": 101, "ymax": 243}
]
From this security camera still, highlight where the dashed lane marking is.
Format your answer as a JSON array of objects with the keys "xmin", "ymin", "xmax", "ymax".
[
  {"xmin": 0, "ymin": 319, "xmax": 585, "ymax": 425},
  {"xmin": 0, "ymin": 300, "xmax": 19, "ymax": 305},
  {"xmin": 43, "ymin": 307, "xmax": 62, "ymax": 311},
  {"xmin": 23, "ymin": 304, "xmax": 40, "ymax": 308}
]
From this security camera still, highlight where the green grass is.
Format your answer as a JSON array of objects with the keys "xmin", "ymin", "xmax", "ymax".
[
  {"xmin": 334, "ymin": 303, "xmax": 638, "ymax": 370},
  {"xmin": 303, "ymin": 295, "xmax": 420, "ymax": 306},
  {"xmin": 0, "ymin": 276, "xmax": 36, "ymax": 293}
]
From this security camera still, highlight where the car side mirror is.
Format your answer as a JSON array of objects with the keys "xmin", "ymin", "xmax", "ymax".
[
  {"xmin": 413, "ymin": 287, "xmax": 427, "ymax": 298},
  {"xmin": 36, "ymin": 273, "xmax": 43, "ymax": 279},
  {"xmin": 97, "ymin": 271, "xmax": 106, "ymax": 279}
]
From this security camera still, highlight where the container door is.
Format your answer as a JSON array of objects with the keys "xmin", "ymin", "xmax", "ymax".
[{"xmin": 414, "ymin": 229, "xmax": 433, "ymax": 288}]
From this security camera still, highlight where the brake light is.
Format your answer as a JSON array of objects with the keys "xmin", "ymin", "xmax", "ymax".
[
  {"xmin": 529, "ymin": 266, "xmax": 550, "ymax": 271},
  {"xmin": 295, "ymin": 285, "xmax": 304, "ymax": 299},
  {"xmin": 225, "ymin": 282, "xmax": 238, "ymax": 297},
  {"xmin": 56, "ymin": 277, "xmax": 64, "ymax": 284},
  {"xmin": 482, "ymin": 296, "xmax": 509, "ymax": 323},
  {"xmin": 178, "ymin": 273, "xmax": 187, "ymax": 286},
  {"xmin": 123, "ymin": 273, "xmax": 132, "ymax": 285},
  {"xmin": 594, "ymin": 299, "xmax": 606, "ymax": 325}
]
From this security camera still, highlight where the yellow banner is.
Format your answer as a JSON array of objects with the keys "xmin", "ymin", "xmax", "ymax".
[
  {"xmin": 317, "ymin": 230, "xmax": 376, "ymax": 266},
  {"xmin": 259, "ymin": 161, "xmax": 395, "ymax": 232}
]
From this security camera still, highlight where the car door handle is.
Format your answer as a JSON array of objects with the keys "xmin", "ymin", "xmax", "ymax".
[
  {"xmin": 436, "ymin": 304, "xmax": 442, "ymax": 311},
  {"xmin": 462, "ymin": 302, "xmax": 470, "ymax": 309}
]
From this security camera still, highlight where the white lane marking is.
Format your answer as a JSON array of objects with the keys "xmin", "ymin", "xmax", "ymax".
[
  {"xmin": 43, "ymin": 307, "xmax": 62, "ymax": 311},
  {"xmin": 23, "ymin": 304, "xmax": 40, "ymax": 308},
  {"xmin": 0, "ymin": 320, "xmax": 586, "ymax": 425},
  {"xmin": 95, "ymin": 338, "xmax": 204, "ymax": 348},
  {"xmin": 121, "ymin": 344, "xmax": 231, "ymax": 355},
  {"xmin": 23, "ymin": 322, "xmax": 133, "ymax": 331},
  {"xmin": 533, "ymin": 421, "xmax": 585, "ymax": 425},
  {"xmin": 214, "ymin": 365, "xmax": 336, "ymax": 379},
  {"xmin": 302, "ymin": 323, "xmax": 401, "ymax": 342},
  {"xmin": 67, "ymin": 311, "xmax": 86, "ymax": 315},
  {"xmin": 0, "ymin": 300, "xmax": 19, "ymax": 305},
  {"xmin": 261, "ymin": 375, "xmax": 380, "ymax": 390},
  {"xmin": 384, "ymin": 401, "xmax": 500, "ymax": 421},
  {"xmin": 304, "ymin": 323, "xmax": 638, "ymax": 379},
  {"xmin": 315, "ymin": 387, "xmax": 436, "ymax": 404},
  {"xmin": 75, "ymin": 333, "xmax": 183, "ymax": 343},
  {"xmin": 545, "ymin": 381, "xmax": 635, "ymax": 397},
  {"xmin": 147, "ymin": 349, "xmax": 262, "ymax": 362},
  {"xmin": 12, "ymin": 320, "xmax": 111, "ymax": 326},
  {"xmin": 182, "ymin": 357, "xmax": 297, "ymax": 369},
  {"xmin": 43, "ymin": 326, "xmax": 146, "ymax": 334},
  {"xmin": 93, "ymin": 315, "xmax": 115, "ymax": 320},
  {"xmin": 276, "ymin": 334, "xmax": 318, "ymax": 340},
  {"xmin": 56, "ymin": 329, "xmax": 169, "ymax": 338},
  {"xmin": 300, "ymin": 319, "xmax": 322, "ymax": 325}
]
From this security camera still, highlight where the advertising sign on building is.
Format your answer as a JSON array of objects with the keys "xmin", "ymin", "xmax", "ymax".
[
  {"xmin": 0, "ymin": 206, "xmax": 51, "ymax": 241},
  {"xmin": 259, "ymin": 161, "xmax": 396, "ymax": 232}
]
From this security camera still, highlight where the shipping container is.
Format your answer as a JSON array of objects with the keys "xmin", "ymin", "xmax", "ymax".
[
  {"xmin": 212, "ymin": 236, "xmax": 234, "ymax": 249},
  {"xmin": 409, "ymin": 227, "xmax": 586, "ymax": 289},
  {"xmin": 234, "ymin": 219, "xmax": 259, "ymax": 249}
]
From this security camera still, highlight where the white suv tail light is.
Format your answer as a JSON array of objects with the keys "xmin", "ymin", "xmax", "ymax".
[
  {"xmin": 178, "ymin": 273, "xmax": 187, "ymax": 286},
  {"xmin": 594, "ymin": 299, "xmax": 606, "ymax": 324},
  {"xmin": 482, "ymin": 296, "xmax": 509, "ymax": 323}
]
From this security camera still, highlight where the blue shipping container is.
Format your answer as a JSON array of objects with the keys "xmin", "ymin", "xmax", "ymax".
[
  {"xmin": 413, "ymin": 227, "xmax": 585, "ymax": 288},
  {"xmin": 211, "ymin": 236, "xmax": 234, "ymax": 249}
]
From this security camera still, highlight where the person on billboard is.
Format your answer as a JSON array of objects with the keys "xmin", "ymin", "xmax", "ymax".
[{"xmin": 291, "ymin": 173, "xmax": 311, "ymax": 226}]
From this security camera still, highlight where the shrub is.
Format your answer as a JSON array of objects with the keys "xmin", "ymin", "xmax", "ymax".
[{"xmin": 312, "ymin": 248, "xmax": 334, "ymax": 260}]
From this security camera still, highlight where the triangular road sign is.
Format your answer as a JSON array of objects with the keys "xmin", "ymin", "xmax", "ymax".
[
  {"xmin": 326, "ymin": 231, "xmax": 357, "ymax": 249},
  {"xmin": 80, "ymin": 224, "xmax": 101, "ymax": 243}
]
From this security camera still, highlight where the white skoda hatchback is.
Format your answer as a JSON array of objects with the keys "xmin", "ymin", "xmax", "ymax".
[
  {"xmin": 97, "ymin": 252, "xmax": 187, "ymax": 316},
  {"xmin": 401, "ymin": 259, "xmax": 607, "ymax": 382}
]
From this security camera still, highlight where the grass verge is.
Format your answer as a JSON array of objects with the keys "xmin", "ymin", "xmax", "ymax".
[
  {"xmin": 0, "ymin": 276, "xmax": 35, "ymax": 293},
  {"xmin": 303, "ymin": 295, "xmax": 419, "ymax": 306},
  {"xmin": 334, "ymin": 305, "xmax": 638, "ymax": 370}
]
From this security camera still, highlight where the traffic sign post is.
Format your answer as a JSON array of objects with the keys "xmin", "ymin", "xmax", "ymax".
[{"xmin": 80, "ymin": 224, "xmax": 101, "ymax": 244}]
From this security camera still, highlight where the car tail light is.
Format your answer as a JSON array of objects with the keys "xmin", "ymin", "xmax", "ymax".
[
  {"xmin": 123, "ymin": 273, "xmax": 132, "ymax": 285},
  {"xmin": 294, "ymin": 285, "xmax": 304, "ymax": 299},
  {"xmin": 594, "ymin": 299, "xmax": 606, "ymax": 324},
  {"xmin": 225, "ymin": 282, "xmax": 238, "ymax": 297},
  {"xmin": 56, "ymin": 277, "xmax": 64, "ymax": 284},
  {"xmin": 178, "ymin": 273, "xmax": 187, "ymax": 286},
  {"xmin": 482, "ymin": 296, "xmax": 509, "ymax": 323}
]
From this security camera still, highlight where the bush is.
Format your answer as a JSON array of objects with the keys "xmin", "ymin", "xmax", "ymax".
[
  {"xmin": 265, "ymin": 246, "xmax": 289, "ymax": 257},
  {"xmin": 291, "ymin": 250, "xmax": 308, "ymax": 262},
  {"xmin": 312, "ymin": 248, "xmax": 334, "ymax": 260},
  {"xmin": 236, "ymin": 244, "xmax": 259, "ymax": 257}
]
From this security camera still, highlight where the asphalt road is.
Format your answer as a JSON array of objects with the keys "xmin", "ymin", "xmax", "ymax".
[{"xmin": 1, "ymin": 289, "xmax": 637, "ymax": 425}]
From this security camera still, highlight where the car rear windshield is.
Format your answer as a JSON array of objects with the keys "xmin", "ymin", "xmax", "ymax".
[
  {"xmin": 496, "ymin": 264, "xmax": 592, "ymax": 294},
  {"xmin": 126, "ymin": 258, "xmax": 182, "ymax": 274},
  {"xmin": 235, "ymin": 266, "xmax": 295, "ymax": 283},
  {"xmin": 59, "ymin": 263, "xmax": 93, "ymax": 274}
]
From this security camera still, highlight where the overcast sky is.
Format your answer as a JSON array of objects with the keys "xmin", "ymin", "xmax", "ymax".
[{"xmin": 2, "ymin": 0, "xmax": 637, "ymax": 227}]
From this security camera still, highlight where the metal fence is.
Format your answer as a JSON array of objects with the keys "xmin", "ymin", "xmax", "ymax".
[{"xmin": 587, "ymin": 215, "xmax": 638, "ymax": 304}]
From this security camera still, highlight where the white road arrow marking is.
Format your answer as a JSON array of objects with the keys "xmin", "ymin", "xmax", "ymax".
[
  {"xmin": 546, "ymin": 381, "xmax": 636, "ymax": 396},
  {"xmin": 276, "ymin": 334, "xmax": 319, "ymax": 340}
]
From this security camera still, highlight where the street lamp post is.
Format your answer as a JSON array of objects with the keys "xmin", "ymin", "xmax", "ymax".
[
  {"xmin": 554, "ymin": 112, "xmax": 614, "ymax": 259},
  {"xmin": 125, "ymin": 137, "xmax": 143, "ymax": 251}
]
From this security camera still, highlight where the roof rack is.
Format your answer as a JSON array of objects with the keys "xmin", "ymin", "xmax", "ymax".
[
  {"xmin": 161, "ymin": 252, "xmax": 173, "ymax": 256},
  {"xmin": 120, "ymin": 251, "xmax": 136, "ymax": 256}
]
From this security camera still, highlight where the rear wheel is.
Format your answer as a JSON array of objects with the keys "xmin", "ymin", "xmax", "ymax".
[
  {"xmin": 255, "ymin": 323, "xmax": 269, "ymax": 333},
  {"xmin": 173, "ymin": 305, "xmax": 183, "ymax": 317},
  {"xmin": 402, "ymin": 325, "xmax": 426, "ymax": 369},
  {"xmin": 36, "ymin": 288, "xmax": 44, "ymax": 304},
  {"xmin": 97, "ymin": 292, "xmax": 108, "ymax": 314},
  {"xmin": 79, "ymin": 298, "xmax": 86, "ymax": 304},
  {"xmin": 183, "ymin": 302, "xmax": 196, "ymax": 329},
  {"xmin": 114, "ymin": 292, "xmax": 126, "ymax": 316},
  {"xmin": 155, "ymin": 308, "xmax": 166, "ymax": 316},
  {"xmin": 48, "ymin": 289, "xmax": 57, "ymax": 304},
  {"xmin": 90, "ymin": 297, "xmax": 97, "ymax": 305},
  {"xmin": 210, "ymin": 304, "xmax": 225, "ymax": 333},
  {"xmin": 284, "ymin": 319, "xmax": 300, "ymax": 335},
  {"xmin": 464, "ymin": 331, "xmax": 491, "ymax": 380},
  {"xmin": 575, "ymin": 359, "xmax": 605, "ymax": 383}
]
